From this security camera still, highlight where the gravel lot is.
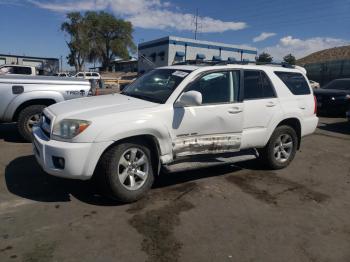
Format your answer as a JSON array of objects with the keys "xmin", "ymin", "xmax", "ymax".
[{"xmin": 0, "ymin": 117, "xmax": 349, "ymax": 262}]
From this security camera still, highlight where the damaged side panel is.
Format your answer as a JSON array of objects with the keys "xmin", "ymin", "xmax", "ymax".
[{"xmin": 173, "ymin": 134, "xmax": 241, "ymax": 157}]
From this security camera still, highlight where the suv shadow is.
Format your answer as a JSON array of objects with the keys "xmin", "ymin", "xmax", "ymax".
[
  {"xmin": 0, "ymin": 123, "xmax": 27, "ymax": 143},
  {"xmin": 5, "ymin": 155, "xmax": 245, "ymax": 206},
  {"xmin": 5, "ymin": 155, "xmax": 118, "ymax": 206},
  {"xmin": 318, "ymin": 120, "xmax": 350, "ymax": 136}
]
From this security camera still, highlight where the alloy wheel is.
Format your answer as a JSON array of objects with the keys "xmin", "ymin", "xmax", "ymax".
[
  {"xmin": 117, "ymin": 147, "xmax": 149, "ymax": 191},
  {"xmin": 273, "ymin": 134, "xmax": 293, "ymax": 163}
]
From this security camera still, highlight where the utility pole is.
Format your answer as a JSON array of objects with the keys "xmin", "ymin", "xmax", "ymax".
[
  {"xmin": 60, "ymin": 55, "xmax": 63, "ymax": 72},
  {"xmin": 194, "ymin": 8, "xmax": 199, "ymax": 40}
]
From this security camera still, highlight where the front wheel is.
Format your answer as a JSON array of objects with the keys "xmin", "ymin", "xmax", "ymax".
[
  {"xmin": 258, "ymin": 125, "xmax": 298, "ymax": 170},
  {"xmin": 98, "ymin": 140, "xmax": 155, "ymax": 203},
  {"xmin": 17, "ymin": 105, "xmax": 46, "ymax": 142}
]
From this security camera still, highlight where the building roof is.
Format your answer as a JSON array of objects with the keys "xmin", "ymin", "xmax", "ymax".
[
  {"xmin": 0, "ymin": 53, "xmax": 59, "ymax": 61},
  {"xmin": 138, "ymin": 36, "xmax": 257, "ymax": 55}
]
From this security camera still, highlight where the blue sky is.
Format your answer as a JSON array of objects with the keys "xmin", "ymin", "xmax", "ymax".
[{"xmin": 1, "ymin": 0, "xmax": 350, "ymax": 69}]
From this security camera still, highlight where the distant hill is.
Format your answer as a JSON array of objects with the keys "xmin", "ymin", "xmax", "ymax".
[{"xmin": 297, "ymin": 45, "xmax": 350, "ymax": 65}]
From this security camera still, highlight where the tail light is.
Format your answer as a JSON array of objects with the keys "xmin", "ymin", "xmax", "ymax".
[
  {"xmin": 314, "ymin": 95, "xmax": 317, "ymax": 115},
  {"xmin": 88, "ymin": 79, "xmax": 98, "ymax": 96}
]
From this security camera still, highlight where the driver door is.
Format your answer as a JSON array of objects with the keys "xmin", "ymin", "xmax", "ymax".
[{"xmin": 171, "ymin": 70, "xmax": 244, "ymax": 157}]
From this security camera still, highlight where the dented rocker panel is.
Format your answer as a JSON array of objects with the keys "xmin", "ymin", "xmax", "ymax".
[{"xmin": 173, "ymin": 133, "xmax": 241, "ymax": 157}]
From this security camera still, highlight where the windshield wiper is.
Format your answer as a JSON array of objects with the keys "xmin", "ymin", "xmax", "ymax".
[{"xmin": 122, "ymin": 93, "xmax": 162, "ymax": 103}]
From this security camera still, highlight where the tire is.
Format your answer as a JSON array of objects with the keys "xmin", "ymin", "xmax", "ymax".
[
  {"xmin": 98, "ymin": 139, "xmax": 155, "ymax": 203},
  {"xmin": 17, "ymin": 105, "xmax": 46, "ymax": 142},
  {"xmin": 258, "ymin": 125, "xmax": 298, "ymax": 170}
]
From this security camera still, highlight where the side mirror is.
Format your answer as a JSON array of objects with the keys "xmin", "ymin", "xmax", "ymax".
[{"xmin": 175, "ymin": 91, "xmax": 202, "ymax": 107}]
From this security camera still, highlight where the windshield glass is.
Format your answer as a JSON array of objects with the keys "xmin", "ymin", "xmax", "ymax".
[
  {"xmin": 122, "ymin": 69, "xmax": 191, "ymax": 103},
  {"xmin": 322, "ymin": 80, "xmax": 350, "ymax": 90}
]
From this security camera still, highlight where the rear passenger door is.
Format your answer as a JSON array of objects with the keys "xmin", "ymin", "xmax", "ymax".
[{"xmin": 242, "ymin": 70, "xmax": 280, "ymax": 146}]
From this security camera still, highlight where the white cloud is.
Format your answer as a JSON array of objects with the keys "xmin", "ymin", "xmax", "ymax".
[
  {"xmin": 262, "ymin": 36, "xmax": 350, "ymax": 60},
  {"xmin": 253, "ymin": 32, "xmax": 276, "ymax": 42},
  {"xmin": 28, "ymin": 0, "xmax": 247, "ymax": 33}
]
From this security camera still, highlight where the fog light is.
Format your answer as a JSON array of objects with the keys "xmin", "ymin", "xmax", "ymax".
[{"xmin": 52, "ymin": 156, "xmax": 65, "ymax": 169}]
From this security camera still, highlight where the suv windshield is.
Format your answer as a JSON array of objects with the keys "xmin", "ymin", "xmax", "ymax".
[
  {"xmin": 322, "ymin": 79, "xmax": 350, "ymax": 90},
  {"xmin": 122, "ymin": 69, "xmax": 191, "ymax": 103}
]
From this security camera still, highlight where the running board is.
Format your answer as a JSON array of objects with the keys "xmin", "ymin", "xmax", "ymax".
[{"xmin": 162, "ymin": 149, "xmax": 258, "ymax": 173}]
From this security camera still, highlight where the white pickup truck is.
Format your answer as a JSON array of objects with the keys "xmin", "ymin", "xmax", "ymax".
[
  {"xmin": 33, "ymin": 63, "xmax": 318, "ymax": 202},
  {"xmin": 0, "ymin": 75, "xmax": 92, "ymax": 141}
]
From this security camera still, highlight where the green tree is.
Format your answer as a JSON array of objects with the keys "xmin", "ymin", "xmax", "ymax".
[
  {"xmin": 256, "ymin": 52, "xmax": 273, "ymax": 63},
  {"xmin": 61, "ymin": 12, "xmax": 90, "ymax": 71},
  {"xmin": 62, "ymin": 11, "xmax": 136, "ymax": 71},
  {"xmin": 283, "ymin": 53, "xmax": 296, "ymax": 65},
  {"xmin": 85, "ymin": 11, "xmax": 136, "ymax": 70}
]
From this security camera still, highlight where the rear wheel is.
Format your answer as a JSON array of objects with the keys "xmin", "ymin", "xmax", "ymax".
[
  {"xmin": 17, "ymin": 105, "xmax": 46, "ymax": 142},
  {"xmin": 98, "ymin": 140, "xmax": 154, "ymax": 203},
  {"xmin": 259, "ymin": 125, "xmax": 298, "ymax": 170}
]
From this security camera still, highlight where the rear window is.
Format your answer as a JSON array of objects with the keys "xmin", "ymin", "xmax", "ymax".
[{"xmin": 275, "ymin": 72, "xmax": 311, "ymax": 95}]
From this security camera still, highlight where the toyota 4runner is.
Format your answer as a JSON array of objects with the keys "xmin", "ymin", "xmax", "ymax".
[{"xmin": 32, "ymin": 63, "xmax": 318, "ymax": 202}]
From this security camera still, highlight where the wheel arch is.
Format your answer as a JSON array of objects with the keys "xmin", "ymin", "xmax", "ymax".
[
  {"xmin": 96, "ymin": 134, "xmax": 162, "ymax": 177},
  {"xmin": 12, "ymin": 98, "xmax": 56, "ymax": 122},
  {"xmin": 275, "ymin": 118, "xmax": 302, "ymax": 149}
]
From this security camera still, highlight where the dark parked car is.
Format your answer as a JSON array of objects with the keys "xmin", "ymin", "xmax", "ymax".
[{"xmin": 314, "ymin": 79, "xmax": 350, "ymax": 116}]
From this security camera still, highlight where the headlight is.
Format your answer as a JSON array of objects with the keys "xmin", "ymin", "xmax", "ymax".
[{"xmin": 52, "ymin": 119, "xmax": 91, "ymax": 140}]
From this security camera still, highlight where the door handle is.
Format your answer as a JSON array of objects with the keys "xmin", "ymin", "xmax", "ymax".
[
  {"xmin": 266, "ymin": 101, "xmax": 276, "ymax": 107},
  {"xmin": 300, "ymin": 106, "xmax": 306, "ymax": 110},
  {"xmin": 228, "ymin": 107, "xmax": 242, "ymax": 114}
]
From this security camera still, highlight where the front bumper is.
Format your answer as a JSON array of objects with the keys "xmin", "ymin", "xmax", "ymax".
[{"xmin": 32, "ymin": 126, "xmax": 112, "ymax": 180}]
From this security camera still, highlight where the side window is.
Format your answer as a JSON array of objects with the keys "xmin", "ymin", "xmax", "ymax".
[
  {"xmin": 92, "ymin": 73, "xmax": 99, "ymax": 77},
  {"xmin": 186, "ymin": 71, "xmax": 238, "ymax": 104},
  {"xmin": 243, "ymin": 70, "xmax": 276, "ymax": 100},
  {"xmin": 77, "ymin": 73, "xmax": 84, "ymax": 77},
  {"xmin": 86, "ymin": 73, "xmax": 92, "ymax": 77},
  {"xmin": 13, "ymin": 67, "xmax": 32, "ymax": 75},
  {"xmin": 260, "ymin": 72, "xmax": 276, "ymax": 98},
  {"xmin": 275, "ymin": 72, "xmax": 311, "ymax": 95}
]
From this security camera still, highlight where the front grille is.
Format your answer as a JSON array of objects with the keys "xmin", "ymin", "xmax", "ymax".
[{"xmin": 40, "ymin": 113, "xmax": 52, "ymax": 139}]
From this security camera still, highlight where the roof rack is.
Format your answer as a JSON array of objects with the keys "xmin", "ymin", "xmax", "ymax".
[
  {"xmin": 173, "ymin": 60, "xmax": 295, "ymax": 68},
  {"xmin": 173, "ymin": 60, "xmax": 218, "ymax": 66},
  {"xmin": 215, "ymin": 61, "xmax": 295, "ymax": 68}
]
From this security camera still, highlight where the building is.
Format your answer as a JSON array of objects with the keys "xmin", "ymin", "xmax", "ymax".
[
  {"xmin": 138, "ymin": 36, "xmax": 257, "ymax": 73},
  {"xmin": 0, "ymin": 53, "xmax": 59, "ymax": 74},
  {"xmin": 112, "ymin": 58, "xmax": 138, "ymax": 72}
]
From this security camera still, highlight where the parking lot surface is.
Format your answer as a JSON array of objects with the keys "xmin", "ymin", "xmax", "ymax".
[{"xmin": 0, "ymin": 117, "xmax": 349, "ymax": 262}]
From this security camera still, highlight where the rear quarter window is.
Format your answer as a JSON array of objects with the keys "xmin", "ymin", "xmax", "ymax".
[{"xmin": 275, "ymin": 72, "xmax": 311, "ymax": 95}]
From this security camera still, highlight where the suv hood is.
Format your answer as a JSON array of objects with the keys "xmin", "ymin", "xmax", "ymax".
[{"xmin": 47, "ymin": 93, "xmax": 158, "ymax": 120}]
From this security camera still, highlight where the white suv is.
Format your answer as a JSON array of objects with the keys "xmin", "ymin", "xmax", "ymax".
[
  {"xmin": 74, "ymin": 71, "xmax": 101, "ymax": 80},
  {"xmin": 33, "ymin": 63, "xmax": 318, "ymax": 202}
]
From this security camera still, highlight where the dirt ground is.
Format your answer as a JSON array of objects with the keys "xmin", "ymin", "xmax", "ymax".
[{"xmin": 0, "ymin": 117, "xmax": 349, "ymax": 262}]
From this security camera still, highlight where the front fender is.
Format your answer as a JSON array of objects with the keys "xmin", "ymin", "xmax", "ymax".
[
  {"xmin": 4, "ymin": 91, "xmax": 64, "ymax": 121},
  {"xmin": 93, "ymin": 120, "xmax": 173, "ymax": 158}
]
